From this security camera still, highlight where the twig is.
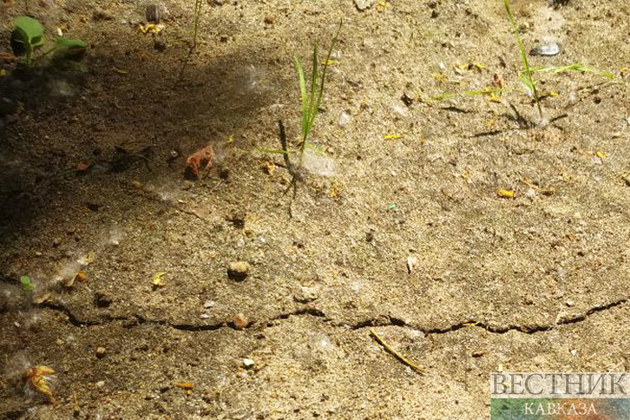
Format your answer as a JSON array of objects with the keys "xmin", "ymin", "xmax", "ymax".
[
  {"xmin": 370, "ymin": 329, "xmax": 425, "ymax": 374},
  {"xmin": 278, "ymin": 119, "xmax": 301, "ymax": 199}
]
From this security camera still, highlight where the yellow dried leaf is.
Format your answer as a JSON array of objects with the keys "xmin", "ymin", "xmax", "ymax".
[
  {"xmin": 112, "ymin": 67, "xmax": 128, "ymax": 75},
  {"xmin": 497, "ymin": 189, "xmax": 515, "ymax": 198},
  {"xmin": 25, "ymin": 366, "xmax": 56, "ymax": 403},
  {"xmin": 138, "ymin": 23, "xmax": 163, "ymax": 34},
  {"xmin": 384, "ymin": 134, "xmax": 401, "ymax": 140},
  {"xmin": 596, "ymin": 150, "xmax": 606, "ymax": 160},
  {"xmin": 174, "ymin": 382, "xmax": 194, "ymax": 390},
  {"xmin": 376, "ymin": 0, "xmax": 391, "ymax": 11},
  {"xmin": 152, "ymin": 271, "xmax": 167, "ymax": 287},
  {"xmin": 328, "ymin": 184, "xmax": 340, "ymax": 198}
]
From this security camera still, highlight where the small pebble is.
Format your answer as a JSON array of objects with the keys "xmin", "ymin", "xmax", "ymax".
[
  {"xmin": 264, "ymin": 15, "xmax": 275, "ymax": 25},
  {"xmin": 95, "ymin": 347, "xmax": 107, "ymax": 358},
  {"xmin": 243, "ymin": 358, "xmax": 255, "ymax": 368},
  {"xmin": 338, "ymin": 111, "xmax": 351, "ymax": 128},
  {"xmin": 530, "ymin": 42, "xmax": 561, "ymax": 57},
  {"xmin": 391, "ymin": 103, "xmax": 410, "ymax": 119},
  {"xmin": 354, "ymin": 0, "xmax": 374, "ymax": 11},
  {"xmin": 233, "ymin": 313, "xmax": 248, "ymax": 330},
  {"xmin": 96, "ymin": 380, "xmax": 105, "ymax": 388},
  {"xmin": 203, "ymin": 300, "xmax": 216, "ymax": 308},
  {"xmin": 228, "ymin": 261, "xmax": 250, "ymax": 281},
  {"xmin": 566, "ymin": 300, "xmax": 575, "ymax": 307}
]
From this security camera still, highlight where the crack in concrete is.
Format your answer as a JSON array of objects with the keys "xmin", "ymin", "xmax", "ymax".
[
  {"xmin": 348, "ymin": 298, "xmax": 629, "ymax": 335},
  {"xmin": 38, "ymin": 298, "xmax": 628, "ymax": 336}
]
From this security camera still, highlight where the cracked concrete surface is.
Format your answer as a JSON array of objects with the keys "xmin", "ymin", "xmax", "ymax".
[
  {"xmin": 2, "ymin": 0, "xmax": 630, "ymax": 419},
  {"xmin": 34, "ymin": 297, "xmax": 630, "ymax": 336}
]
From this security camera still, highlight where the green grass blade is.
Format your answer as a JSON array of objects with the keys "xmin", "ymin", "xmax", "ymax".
[
  {"xmin": 309, "ymin": 20, "xmax": 342, "ymax": 137},
  {"xmin": 529, "ymin": 64, "xmax": 617, "ymax": 78},
  {"xmin": 309, "ymin": 42, "xmax": 318, "ymax": 120},
  {"xmin": 294, "ymin": 56, "xmax": 308, "ymax": 140},
  {"xmin": 504, "ymin": 0, "xmax": 543, "ymax": 120},
  {"xmin": 257, "ymin": 148, "xmax": 293, "ymax": 155}
]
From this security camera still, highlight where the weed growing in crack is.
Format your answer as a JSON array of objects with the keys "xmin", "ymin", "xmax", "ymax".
[
  {"xmin": 259, "ymin": 21, "xmax": 342, "ymax": 208},
  {"xmin": 503, "ymin": 0, "xmax": 543, "ymax": 122},
  {"xmin": 293, "ymin": 20, "xmax": 342, "ymax": 165}
]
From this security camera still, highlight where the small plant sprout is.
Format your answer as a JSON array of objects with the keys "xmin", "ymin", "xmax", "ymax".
[
  {"xmin": 10, "ymin": 17, "xmax": 44, "ymax": 67},
  {"xmin": 20, "ymin": 275, "xmax": 34, "ymax": 293},
  {"xmin": 503, "ymin": 0, "xmax": 543, "ymax": 122},
  {"xmin": 294, "ymin": 20, "xmax": 342, "ymax": 163},
  {"xmin": 10, "ymin": 16, "xmax": 86, "ymax": 67}
]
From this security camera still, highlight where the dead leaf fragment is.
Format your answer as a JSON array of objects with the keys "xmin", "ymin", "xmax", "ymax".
[
  {"xmin": 497, "ymin": 189, "xmax": 515, "ymax": 198},
  {"xmin": 174, "ymin": 382, "xmax": 194, "ymax": 390},
  {"xmin": 76, "ymin": 161, "xmax": 90, "ymax": 172},
  {"xmin": 152, "ymin": 271, "xmax": 167, "ymax": 287},
  {"xmin": 185, "ymin": 144, "xmax": 214, "ymax": 180},
  {"xmin": 64, "ymin": 271, "xmax": 86, "ymax": 288},
  {"xmin": 25, "ymin": 366, "xmax": 56, "ymax": 404}
]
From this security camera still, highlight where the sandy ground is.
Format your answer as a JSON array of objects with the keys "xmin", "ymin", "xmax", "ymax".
[{"xmin": 1, "ymin": 0, "xmax": 630, "ymax": 418}]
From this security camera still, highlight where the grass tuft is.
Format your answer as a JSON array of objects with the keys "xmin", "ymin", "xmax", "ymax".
[
  {"xmin": 503, "ymin": 0, "xmax": 543, "ymax": 122},
  {"xmin": 294, "ymin": 20, "xmax": 342, "ymax": 164}
]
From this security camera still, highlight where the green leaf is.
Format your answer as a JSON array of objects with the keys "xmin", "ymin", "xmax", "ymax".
[
  {"xmin": 518, "ymin": 72, "xmax": 535, "ymax": 93},
  {"xmin": 55, "ymin": 37, "xmax": 86, "ymax": 49},
  {"xmin": 55, "ymin": 36, "xmax": 87, "ymax": 61},
  {"xmin": 13, "ymin": 16, "xmax": 44, "ymax": 47},
  {"xmin": 20, "ymin": 275, "xmax": 34, "ymax": 292}
]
